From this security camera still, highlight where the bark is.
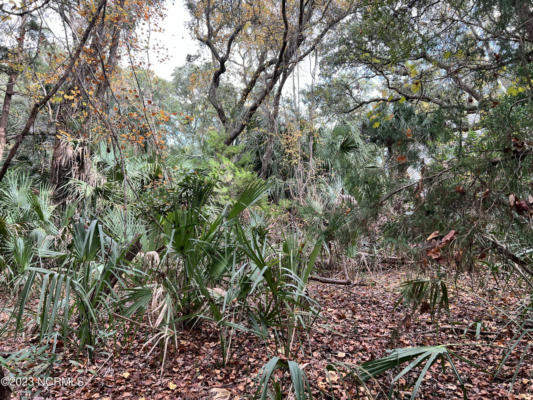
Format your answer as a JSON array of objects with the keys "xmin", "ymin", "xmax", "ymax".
[
  {"xmin": 523, "ymin": 3, "xmax": 533, "ymax": 42},
  {"xmin": 197, "ymin": 0, "xmax": 351, "ymax": 146},
  {"xmin": 0, "ymin": 0, "xmax": 107, "ymax": 183},
  {"xmin": 260, "ymin": 131, "xmax": 275, "ymax": 179},
  {"xmin": 260, "ymin": 70, "xmax": 290, "ymax": 178},
  {"xmin": 309, "ymin": 275, "xmax": 352, "ymax": 285},
  {"xmin": 51, "ymin": 0, "xmax": 124, "ymax": 188},
  {"xmin": 261, "ymin": 60, "xmax": 300, "ymax": 177},
  {"xmin": 483, "ymin": 234, "xmax": 533, "ymax": 277},
  {"xmin": 0, "ymin": 14, "xmax": 28, "ymax": 161}
]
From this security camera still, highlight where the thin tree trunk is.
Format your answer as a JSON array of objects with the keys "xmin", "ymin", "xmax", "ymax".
[
  {"xmin": 260, "ymin": 116, "xmax": 276, "ymax": 179},
  {"xmin": 0, "ymin": 14, "xmax": 28, "ymax": 161},
  {"xmin": 260, "ymin": 69, "xmax": 292, "ymax": 178},
  {"xmin": 51, "ymin": 0, "xmax": 123, "ymax": 189},
  {"xmin": 0, "ymin": 0, "xmax": 107, "ymax": 183}
]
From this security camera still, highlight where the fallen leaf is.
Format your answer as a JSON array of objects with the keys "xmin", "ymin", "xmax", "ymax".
[
  {"xmin": 427, "ymin": 247, "xmax": 441, "ymax": 260},
  {"xmin": 426, "ymin": 231, "xmax": 439, "ymax": 241},
  {"xmin": 326, "ymin": 370, "xmax": 339, "ymax": 383},
  {"xmin": 397, "ymin": 155, "xmax": 407, "ymax": 163},
  {"xmin": 168, "ymin": 382, "xmax": 177, "ymax": 390},
  {"xmin": 441, "ymin": 229, "xmax": 456, "ymax": 244},
  {"xmin": 515, "ymin": 200, "xmax": 529, "ymax": 213},
  {"xmin": 122, "ymin": 372, "xmax": 130, "ymax": 379}
]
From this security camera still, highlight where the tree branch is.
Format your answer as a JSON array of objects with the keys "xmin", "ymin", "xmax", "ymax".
[{"xmin": 0, "ymin": 0, "xmax": 107, "ymax": 182}]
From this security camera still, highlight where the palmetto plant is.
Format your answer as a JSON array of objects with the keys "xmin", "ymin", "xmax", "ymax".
[
  {"xmin": 15, "ymin": 219, "xmax": 143, "ymax": 359},
  {"xmin": 255, "ymin": 356, "xmax": 312, "ymax": 400},
  {"xmin": 121, "ymin": 177, "xmax": 272, "ymax": 365},
  {"xmin": 236, "ymin": 228, "xmax": 322, "ymax": 357},
  {"xmin": 396, "ymin": 274, "xmax": 450, "ymax": 323},
  {"xmin": 299, "ymin": 177, "xmax": 359, "ymax": 283},
  {"xmin": 0, "ymin": 171, "xmax": 57, "ymax": 281},
  {"xmin": 121, "ymin": 173, "xmax": 323, "ymax": 367},
  {"xmin": 3, "ymin": 158, "xmax": 324, "ymax": 376},
  {"xmin": 333, "ymin": 345, "xmax": 468, "ymax": 399}
]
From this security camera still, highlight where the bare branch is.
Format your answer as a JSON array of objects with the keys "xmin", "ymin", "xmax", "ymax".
[{"xmin": 0, "ymin": 0, "xmax": 107, "ymax": 182}]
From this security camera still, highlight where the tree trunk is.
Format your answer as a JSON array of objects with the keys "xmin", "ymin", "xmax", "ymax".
[
  {"xmin": 260, "ymin": 119, "xmax": 276, "ymax": 179},
  {"xmin": 0, "ymin": 0, "xmax": 106, "ymax": 184},
  {"xmin": 309, "ymin": 276, "xmax": 352, "ymax": 285},
  {"xmin": 0, "ymin": 14, "xmax": 28, "ymax": 162},
  {"xmin": 50, "ymin": 4, "xmax": 123, "ymax": 189},
  {"xmin": 260, "ymin": 69, "xmax": 292, "ymax": 178}
]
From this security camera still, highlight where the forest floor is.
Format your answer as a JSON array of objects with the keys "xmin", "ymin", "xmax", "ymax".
[{"xmin": 1, "ymin": 269, "xmax": 532, "ymax": 400}]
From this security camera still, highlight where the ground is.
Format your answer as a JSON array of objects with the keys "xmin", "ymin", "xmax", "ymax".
[{"xmin": 1, "ymin": 269, "xmax": 532, "ymax": 399}]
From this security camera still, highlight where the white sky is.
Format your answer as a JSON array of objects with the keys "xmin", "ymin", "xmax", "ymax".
[
  {"xmin": 148, "ymin": 0, "xmax": 316, "ymax": 98},
  {"xmin": 150, "ymin": 0, "xmax": 200, "ymax": 81}
]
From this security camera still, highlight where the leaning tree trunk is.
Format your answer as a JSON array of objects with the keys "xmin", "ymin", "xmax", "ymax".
[
  {"xmin": 0, "ymin": 14, "xmax": 28, "ymax": 161},
  {"xmin": 50, "ymin": 5, "xmax": 123, "ymax": 190},
  {"xmin": 260, "ymin": 117, "xmax": 276, "ymax": 179},
  {"xmin": 0, "ymin": 0, "xmax": 107, "ymax": 184}
]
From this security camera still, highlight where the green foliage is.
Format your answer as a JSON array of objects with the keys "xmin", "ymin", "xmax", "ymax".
[
  {"xmin": 14, "ymin": 218, "xmax": 143, "ymax": 359},
  {"xmin": 335, "ymin": 345, "xmax": 467, "ymax": 399},
  {"xmin": 256, "ymin": 357, "xmax": 312, "ymax": 400},
  {"xmin": 1, "ymin": 1, "xmax": 532, "ymax": 396},
  {"xmin": 112, "ymin": 168, "xmax": 322, "ymax": 368},
  {"xmin": 396, "ymin": 275, "xmax": 450, "ymax": 322},
  {"xmin": 0, "ymin": 171, "xmax": 57, "ymax": 280},
  {"xmin": 0, "ymin": 345, "xmax": 58, "ymax": 383},
  {"xmin": 236, "ymin": 227, "xmax": 322, "ymax": 357}
]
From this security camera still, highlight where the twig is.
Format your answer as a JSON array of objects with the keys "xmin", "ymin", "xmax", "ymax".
[
  {"xmin": 0, "ymin": 0, "xmax": 107, "ymax": 182},
  {"xmin": 378, "ymin": 166, "xmax": 453, "ymax": 205}
]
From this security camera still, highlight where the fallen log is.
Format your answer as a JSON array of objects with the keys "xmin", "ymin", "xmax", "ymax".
[
  {"xmin": 309, "ymin": 276, "xmax": 352, "ymax": 285},
  {"xmin": 416, "ymin": 325, "xmax": 497, "ymax": 336}
]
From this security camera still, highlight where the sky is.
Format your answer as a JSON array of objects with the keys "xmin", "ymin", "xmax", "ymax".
[
  {"xmin": 147, "ymin": 0, "xmax": 317, "ymax": 101},
  {"xmin": 150, "ymin": 0, "xmax": 200, "ymax": 81},
  {"xmin": 39, "ymin": 0, "xmax": 198, "ymax": 81}
]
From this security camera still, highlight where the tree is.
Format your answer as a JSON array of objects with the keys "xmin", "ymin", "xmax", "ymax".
[
  {"xmin": 0, "ymin": 0, "xmax": 107, "ymax": 183},
  {"xmin": 187, "ymin": 0, "xmax": 355, "ymax": 145},
  {"xmin": 49, "ymin": 0, "xmax": 163, "ymax": 188},
  {"xmin": 318, "ymin": 0, "xmax": 533, "ymax": 115},
  {"xmin": 313, "ymin": 0, "xmax": 533, "ymax": 270},
  {"xmin": 0, "ymin": 11, "xmax": 28, "ymax": 161}
]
